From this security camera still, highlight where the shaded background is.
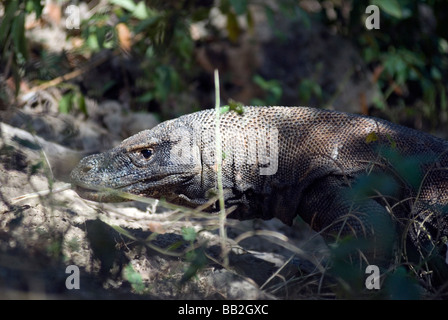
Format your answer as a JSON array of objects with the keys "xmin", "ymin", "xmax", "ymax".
[{"xmin": 1, "ymin": 0, "xmax": 448, "ymax": 138}]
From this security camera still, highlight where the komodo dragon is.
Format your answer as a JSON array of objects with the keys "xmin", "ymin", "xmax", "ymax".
[{"xmin": 70, "ymin": 106, "xmax": 448, "ymax": 281}]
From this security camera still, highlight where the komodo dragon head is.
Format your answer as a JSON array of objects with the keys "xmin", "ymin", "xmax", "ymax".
[
  {"xmin": 71, "ymin": 107, "xmax": 289, "ymax": 222},
  {"xmin": 70, "ymin": 116, "xmax": 204, "ymax": 205}
]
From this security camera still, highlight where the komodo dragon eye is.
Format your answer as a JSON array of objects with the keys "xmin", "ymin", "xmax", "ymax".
[
  {"xmin": 140, "ymin": 149, "xmax": 153, "ymax": 159},
  {"xmin": 128, "ymin": 148, "xmax": 154, "ymax": 167}
]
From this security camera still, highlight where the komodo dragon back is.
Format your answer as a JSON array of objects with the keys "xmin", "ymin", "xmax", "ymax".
[{"xmin": 71, "ymin": 106, "xmax": 448, "ymax": 282}]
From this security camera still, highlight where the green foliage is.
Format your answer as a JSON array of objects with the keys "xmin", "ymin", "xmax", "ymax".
[
  {"xmin": 81, "ymin": 14, "xmax": 117, "ymax": 51},
  {"xmin": 352, "ymin": 0, "xmax": 448, "ymax": 126},
  {"xmin": 180, "ymin": 226, "xmax": 208, "ymax": 284},
  {"xmin": 123, "ymin": 263, "xmax": 146, "ymax": 294},
  {"xmin": 0, "ymin": 0, "xmax": 248, "ymax": 109},
  {"xmin": 2, "ymin": 0, "xmax": 448, "ymax": 127},
  {"xmin": 181, "ymin": 247, "xmax": 207, "ymax": 284},
  {"xmin": 324, "ymin": 142, "xmax": 448, "ymax": 298},
  {"xmin": 371, "ymin": 0, "xmax": 409, "ymax": 19},
  {"xmin": 251, "ymin": 74, "xmax": 283, "ymax": 106},
  {"xmin": 384, "ymin": 267, "xmax": 422, "ymax": 299},
  {"xmin": 350, "ymin": 172, "xmax": 399, "ymax": 201},
  {"xmin": 377, "ymin": 146, "xmax": 428, "ymax": 190},
  {"xmin": 227, "ymin": 99, "xmax": 245, "ymax": 114},
  {"xmin": 59, "ymin": 90, "xmax": 86, "ymax": 114},
  {"xmin": 298, "ymin": 78, "xmax": 323, "ymax": 104},
  {"xmin": 102, "ymin": 0, "xmax": 254, "ymax": 110},
  {"xmin": 181, "ymin": 226, "xmax": 197, "ymax": 242},
  {"xmin": 0, "ymin": 0, "xmax": 44, "ymax": 94}
]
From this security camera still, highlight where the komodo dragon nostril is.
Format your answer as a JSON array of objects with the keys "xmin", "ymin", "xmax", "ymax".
[{"xmin": 81, "ymin": 165, "xmax": 93, "ymax": 174}]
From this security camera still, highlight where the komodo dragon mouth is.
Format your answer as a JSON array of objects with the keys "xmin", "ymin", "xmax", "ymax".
[
  {"xmin": 72, "ymin": 182, "xmax": 131, "ymax": 202},
  {"xmin": 72, "ymin": 171, "xmax": 199, "ymax": 202}
]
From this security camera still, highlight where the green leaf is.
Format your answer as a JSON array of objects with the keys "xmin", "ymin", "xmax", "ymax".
[
  {"xmin": 228, "ymin": 99, "xmax": 244, "ymax": 114},
  {"xmin": 165, "ymin": 240, "xmax": 184, "ymax": 251},
  {"xmin": 181, "ymin": 247, "xmax": 207, "ymax": 284},
  {"xmin": 30, "ymin": 161, "xmax": 44, "ymax": 175},
  {"xmin": 11, "ymin": 11, "xmax": 28, "ymax": 60},
  {"xmin": 351, "ymin": 172, "xmax": 399, "ymax": 200},
  {"xmin": 371, "ymin": 0, "xmax": 403, "ymax": 19},
  {"xmin": 76, "ymin": 93, "xmax": 88, "ymax": 116},
  {"xmin": 133, "ymin": 1, "xmax": 149, "ymax": 20},
  {"xmin": 246, "ymin": 8, "xmax": 254, "ymax": 32},
  {"xmin": 11, "ymin": 136, "xmax": 41, "ymax": 150},
  {"xmin": 0, "ymin": 1, "xmax": 19, "ymax": 45},
  {"xmin": 230, "ymin": 0, "xmax": 247, "ymax": 15},
  {"xmin": 86, "ymin": 33, "xmax": 100, "ymax": 51},
  {"xmin": 95, "ymin": 26, "xmax": 107, "ymax": 48},
  {"xmin": 59, "ymin": 92, "xmax": 74, "ymax": 114},
  {"xmin": 298, "ymin": 79, "xmax": 320, "ymax": 103},
  {"xmin": 136, "ymin": 91, "xmax": 154, "ymax": 103},
  {"xmin": 181, "ymin": 227, "xmax": 197, "ymax": 242},
  {"xmin": 123, "ymin": 264, "xmax": 145, "ymax": 293},
  {"xmin": 365, "ymin": 131, "xmax": 378, "ymax": 144},
  {"xmin": 385, "ymin": 134, "xmax": 397, "ymax": 149},
  {"xmin": 379, "ymin": 147, "xmax": 427, "ymax": 190},
  {"xmin": 219, "ymin": 105, "xmax": 230, "ymax": 114},
  {"xmin": 135, "ymin": 16, "xmax": 159, "ymax": 34},
  {"xmin": 253, "ymin": 74, "xmax": 267, "ymax": 89},
  {"xmin": 431, "ymin": 66, "xmax": 442, "ymax": 81},
  {"xmin": 384, "ymin": 267, "xmax": 421, "ymax": 299},
  {"xmin": 226, "ymin": 11, "xmax": 240, "ymax": 42},
  {"xmin": 110, "ymin": 0, "xmax": 136, "ymax": 12},
  {"xmin": 26, "ymin": 0, "xmax": 44, "ymax": 17},
  {"xmin": 11, "ymin": 63, "xmax": 21, "ymax": 96},
  {"xmin": 109, "ymin": 224, "xmax": 138, "ymax": 241},
  {"xmin": 253, "ymin": 74, "xmax": 283, "ymax": 105}
]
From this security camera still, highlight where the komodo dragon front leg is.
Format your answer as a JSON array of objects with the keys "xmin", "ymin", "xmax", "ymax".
[{"xmin": 299, "ymin": 175, "xmax": 396, "ymax": 264}]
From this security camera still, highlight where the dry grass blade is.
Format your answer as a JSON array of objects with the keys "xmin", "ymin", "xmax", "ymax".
[
  {"xmin": 213, "ymin": 69, "xmax": 229, "ymax": 267},
  {"xmin": 260, "ymin": 254, "xmax": 295, "ymax": 290},
  {"xmin": 11, "ymin": 183, "xmax": 72, "ymax": 204}
]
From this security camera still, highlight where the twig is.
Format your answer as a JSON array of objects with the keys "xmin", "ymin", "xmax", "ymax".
[{"xmin": 29, "ymin": 53, "xmax": 110, "ymax": 92}]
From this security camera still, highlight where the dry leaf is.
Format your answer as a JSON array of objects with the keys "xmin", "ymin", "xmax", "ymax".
[
  {"xmin": 44, "ymin": 1, "xmax": 62, "ymax": 26},
  {"xmin": 116, "ymin": 23, "xmax": 132, "ymax": 52},
  {"xmin": 148, "ymin": 221, "xmax": 166, "ymax": 234}
]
